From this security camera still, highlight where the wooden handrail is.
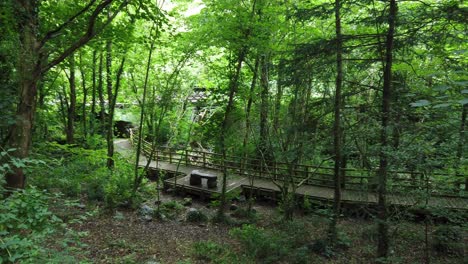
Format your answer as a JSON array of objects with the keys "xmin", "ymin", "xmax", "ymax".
[{"xmin": 129, "ymin": 130, "xmax": 466, "ymax": 197}]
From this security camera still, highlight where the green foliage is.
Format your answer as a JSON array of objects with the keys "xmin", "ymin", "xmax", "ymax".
[
  {"xmin": 30, "ymin": 142, "xmax": 144, "ymax": 208},
  {"xmin": 192, "ymin": 241, "xmax": 249, "ymax": 264},
  {"xmin": 229, "ymin": 223, "xmax": 312, "ymax": 264},
  {"xmin": 186, "ymin": 209, "xmax": 208, "ymax": 223},
  {"xmin": 0, "ymin": 188, "xmax": 84, "ymax": 263},
  {"xmin": 432, "ymin": 225, "xmax": 464, "ymax": 256},
  {"xmin": 155, "ymin": 200, "xmax": 185, "ymax": 220}
]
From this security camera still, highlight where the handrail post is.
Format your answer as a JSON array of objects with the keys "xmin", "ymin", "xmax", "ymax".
[
  {"xmin": 169, "ymin": 151, "xmax": 172, "ymax": 163},
  {"xmin": 203, "ymin": 152, "xmax": 206, "ymax": 168},
  {"xmin": 185, "ymin": 149, "xmax": 188, "ymax": 165}
]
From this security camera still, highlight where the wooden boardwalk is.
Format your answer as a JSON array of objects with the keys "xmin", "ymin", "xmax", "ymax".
[{"xmin": 115, "ymin": 139, "xmax": 468, "ymax": 210}]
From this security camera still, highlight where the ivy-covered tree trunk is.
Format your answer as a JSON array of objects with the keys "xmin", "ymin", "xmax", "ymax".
[
  {"xmin": 5, "ymin": 0, "xmax": 41, "ymax": 189},
  {"xmin": 5, "ymin": 0, "xmax": 122, "ymax": 190},
  {"xmin": 377, "ymin": 0, "xmax": 397, "ymax": 259}
]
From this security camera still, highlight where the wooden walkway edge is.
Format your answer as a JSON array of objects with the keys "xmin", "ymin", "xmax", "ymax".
[{"xmin": 115, "ymin": 139, "xmax": 468, "ymax": 211}]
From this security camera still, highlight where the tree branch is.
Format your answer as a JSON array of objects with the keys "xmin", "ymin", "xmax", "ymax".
[
  {"xmin": 39, "ymin": 0, "xmax": 98, "ymax": 49},
  {"xmin": 42, "ymin": 0, "xmax": 129, "ymax": 74}
]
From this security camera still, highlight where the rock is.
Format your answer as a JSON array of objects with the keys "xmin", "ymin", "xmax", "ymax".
[
  {"xmin": 145, "ymin": 261, "xmax": 160, "ymax": 264},
  {"xmin": 229, "ymin": 204, "xmax": 238, "ymax": 211},
  {"xmin": 142, "ymin": 215, "xmax": 153, "ymax": 222},
  {"xmin": 76, "ymin": 203, "xmax": 86, "ymax": 209},
  {"xmin": 238, "ymin": 195, "xmax": 247, "ymax": 203},
  {"xmin": 187, "ymin": 208, "xmax": 207, "ymax": 223},
  {"xmin": 113, "ymin": 211, "xmax": 125, "ymax": 221},
  {"xmin": 140, "ymin": 204, "xmax": 154, "ymax": 216},
  {"xmin": 166, "ymin": 188, "xmax": 175, "ymax": 194},
  {"xmin": 183, "ymin": 197, "xmax": 192, "ymax": 206}
]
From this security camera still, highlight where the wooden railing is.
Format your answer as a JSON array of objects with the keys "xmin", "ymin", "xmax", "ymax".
[{"xmin": 130, "ymin": 130, "xmax": 466, "ymax": 197}]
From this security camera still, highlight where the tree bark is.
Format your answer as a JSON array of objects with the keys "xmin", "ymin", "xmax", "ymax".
[
  {"xmin": 5, "ymin": 0, "xmax": 123, "ymax": 189},
  {"xmin": 243, "ymin": 56, "xmax": 259, "ymax": 212},
  {"xmin": 66, "ymin": 54, "xmax": 76, "ymax": 144},
  {"xmin": 90, "ymin": 50, "xmax": 97, "ymax": 136},
  {"xmin": 217, "ymin": 48, "xmax": 247, "ymax": 220},
  {"xmin": 80, "ymin": 51, "xmax": 88, "ymax": 139},
  {"xmin": 329, "ymin": 0, "xmax": 343, "ymax": 245},
  {"xmin": 98, "ymin": 53, "xmax": 106, "ymax": 134},
  {"xmin": 5, "ymin": 0, "xmax": 41, "ymax": 189},
  {"xmin": 377, "ymin": 0, "xmax": 397, "ymax": 259},
  {"xmin": 456, "ymin": 104, "xmax": 467, "ymax": 190},
  {"xmin": 258, "ymin": 53, "xmax": 270, "ymax": 161},
  {"xmin": 106, "ymin": 37, "xmax": 114, "ymax": 168}
]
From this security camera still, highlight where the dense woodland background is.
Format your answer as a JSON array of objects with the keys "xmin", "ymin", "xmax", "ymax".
[{"xmin": 0, "ymin": 0, "xmax": 466, "ymax": 263}]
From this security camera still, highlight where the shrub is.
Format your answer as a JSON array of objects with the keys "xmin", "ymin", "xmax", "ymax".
[
  {"xmin": 186, "ymin": 209, "xmax": 208, "ymax": 223},
  {"xmin": 432, "ymin": 225, "xmax": 464, "ymax": 256},
  {"xmin": 30, "ymin": 142, "xmax": 145, "ymax": 209},
  {"xmin": 0, "ymin": 187, "xmax": 82, "ymax": 263},
  {"xmin": 230, "ymin": 224, "xmax": 295, "ymax": 263},
  {"xmin": 192, "ymin": 241, "xmax": 247, "ymax": 264}
]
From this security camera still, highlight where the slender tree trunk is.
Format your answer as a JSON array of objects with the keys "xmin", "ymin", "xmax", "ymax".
[
  {"xmin": 217, "ymin": 49, "xmax": 247, "ymax": 220},
  {"xmin": 258, "ymin": 53, "xmax": 270, "ymax": 161},
  {"xmin": 90, "ymin": 50, "xmax": 97, "ymax": 136},
  {"xmin": 106, "ymin": 38, "xmax": 114, "ymax": 168},
  {"xmin": 377, "ymin": 0, "xmax": 397, "ymax": 259},
  {"xmin": 80, "ymin": 52, "xmax": 88, "ymax": 139},
  {"xmin": 329, "ymin": 0, "xmax": 343, "ymax": 245},
  {"xmin": 98, "ymin": 53, "xmax": 106, "ymax": 134},
  {"xmin": 66, "ymin": 54, "xmax": 76, "ymax": 144},
  {"xmin": 273, "ymin": 59, "xmax": 285, "ymax": 132},
  {"xmin": 243, "ymin": 56, "xmax": 259, "ymax": 212},
  {"xmin": 456, "ymin": 104, "xmax": 467, "ymax": 190},
  {"xmin": 133, "ymin": 40, "xmax": 155, "ymax": 196}
]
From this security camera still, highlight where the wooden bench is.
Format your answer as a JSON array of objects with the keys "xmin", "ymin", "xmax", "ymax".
[{"xmin": 189, "ymin": 170, "xmax": 217, "ymax": 189}]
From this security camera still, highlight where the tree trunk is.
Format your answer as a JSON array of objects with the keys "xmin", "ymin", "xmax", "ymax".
[
  {"xmin": 98, "ymin": 53, "xmax": 106, "ymax": 134},
  {"xmin": 329, "ymin": 0, "xmax": 343, "ymax": 245},
  {"xmin": 377, "ymin": 0, "xmax": 397, "ymax": 259},
  {"xmin": 5, "ymin": 0, "xmax": 122, "ymax": 190},
  {"xmin": 90, "ymin": 50, "xmax": 97, "ymax": 136},
  {"xmin": 133, "ymin": 41, "xmax": 155, "ymax": 196},
  {"xmin": 217, "ymin": 48, "xmax": 247, "ymax": 220},
  {"xmin": 5, "ymin": 0, "xmax": 41, "ymax": 189},
  {"xmin": 457, "ymin": 104, "xmax": 467, "ymax": 190},
  {"xmin": 243, "ymin": 56, "xmax": 259, "ymax": 212},
  {"xmin": 66, "ymin": 54, "xmax": 76, "ymax": 144},
  {"xmin": 258, "ymin": 53, "xmax": 270, "ymax": 161},
  {"xmin": 273, "ymin": 59, "xmax": 285, "ymax": 132},
  {"xmin": 80, "ymin": 51, "xmax": 88, "ymax": 139},
  {"xmin": 106, "ymin": 38, "xmax": 114, "ymax": 168}
]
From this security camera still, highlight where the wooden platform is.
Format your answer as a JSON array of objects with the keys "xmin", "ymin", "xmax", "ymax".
[
  {"xmin": 242, "ymin": 179, "xmax": 468, "ymax": 210},
  {"xmin": 115, "ymin": 139, "xmax": 468, "ymax": 210},
  {"xmin": 164, "ymin": 173, "xmax": 248, "ymax": 199}
]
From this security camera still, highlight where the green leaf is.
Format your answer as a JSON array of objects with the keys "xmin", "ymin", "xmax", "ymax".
[
  {"xmin": 433, "ymin": 103, "xmax": 451, "ymax": 109},
  {"xmin": 460, "ymin": 98, "xmax": 468, "ymax": 105},
  {"xmin": 410, "ymin": 100, "xmax": 430, "ymax": 107}
]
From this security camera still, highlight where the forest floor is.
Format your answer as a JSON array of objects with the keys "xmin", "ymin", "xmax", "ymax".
[{"xmin": 49, "ymin": 189, "xmax": 466, "ymax": 264}]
